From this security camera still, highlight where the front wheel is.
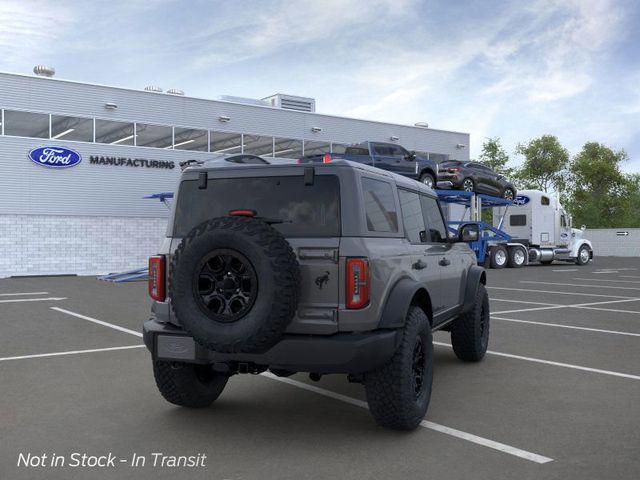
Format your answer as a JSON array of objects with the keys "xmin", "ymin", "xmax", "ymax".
[
  {"xmin": 419, "ymin": 172, "xmax": 435, "ymax": 189},
  {"xmin": 364, "ymin": 307, "xmax": 433, "ymax": 430},
  {"xmin": 153, "ymin": 361, "xmax": 229, "ymax": 408},
  {"xmin": 576, "ymin": 245, "xmax": 591, "ymax": 265},
  {"xmin": 451, "ymin": 284, "xmax": 490, "ymax": 362},
  {"xmin": 502, "ymin": 188, "xmax": 515, "ymax": 201}
]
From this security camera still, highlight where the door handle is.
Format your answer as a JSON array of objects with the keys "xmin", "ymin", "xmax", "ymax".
[
  {"xmin": 412, "ymin": 260, "xmax": 427, "ymax": 270},
  {"xmin": 439, "ymin": 257, "xmax": 451, "ymax": 267}
]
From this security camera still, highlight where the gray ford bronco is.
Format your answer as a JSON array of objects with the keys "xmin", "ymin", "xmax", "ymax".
[{"xmin": 144, "ymin": 159, "xmax": 489, "ymax": 430}]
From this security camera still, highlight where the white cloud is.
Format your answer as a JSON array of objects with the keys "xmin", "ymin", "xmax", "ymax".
[{"xmin": 0, "ymin": 0, "xmax": 74, "ymax": 69}]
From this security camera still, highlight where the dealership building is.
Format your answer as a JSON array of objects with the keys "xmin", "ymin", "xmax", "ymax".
[{"xmin": 0, "ymin": 69, "xmax": 470, "ymax": 278}]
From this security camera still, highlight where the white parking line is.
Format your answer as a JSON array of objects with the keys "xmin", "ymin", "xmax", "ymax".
[
  {"xmin": 492, "ymin": 297, "xmax": 640, "ymax": 315},
  {"xmin": 261, "ymin": 372, "xmax": 553, "ymax": 464},
  {"xmin": 51, "ymin": 307, "xmax": 142, "ymax": 337},
  {"xmin": 573, "ymin": 278, "xmax": 640, "ymax": 284},
  {"xmin": 552, "ymin": 269, "xmax": 578, "ymax": 272},
  {"xmin": 488, "ymin": 286, "xmax": 637, "ymax": 299},
  {"xmin": 492, "ymin": 316, "xmax": 640, "ymax": 337},
  {"xmin": 0, "ymin": 292, "xmax": 49, "ymax": 296},
  {"xmin": 492, "ymin": 298, "xmax": 563, "ymax": 307},
  {"xmin": 0, "ymin": 297, "xmax": 67, "ymax": 304},
  {"xmin": 0, "ymin": 345, "xmax": 145, "ymax": 362},
  {"xmin": 520, "ymin": 281, "xmax": 640, "ymax": 291},
  {"xmin": 434, "ymin": 342, "xmax": 640, "ymax": 381},
  {"xmin": 621, "ymin": 275, "xmax": 640, "ymax": 279}
]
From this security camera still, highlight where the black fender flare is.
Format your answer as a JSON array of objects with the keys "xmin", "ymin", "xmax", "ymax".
[
  {"xmin": 378, "ymin": 278, "xmax": 430, "ymax": 329},
  {"xmin": 462, "ymin": 265, "xmax": 486, "ymax": 313},
  {"xmin": 419, "ymin": 167, "xmax": 437, "ymax": 181}
]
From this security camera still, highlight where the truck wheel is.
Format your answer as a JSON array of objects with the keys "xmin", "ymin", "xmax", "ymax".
[
  {"xmin": 364, "ymin": 307, "xmax": 433, "ymax": 431},
  {"xmin": 576, "ymin": 245, "xmax": 591, "ymax": 265},
  {"xmin": 419, "ymin": 173, "xmax": 435, "ymax": 189},
  {"xmin": 451, "ymin": 284, "xmax": 489, "ymax": 362},
  {"xmin": 153, "ymin": 361, "xmax": 228, "ymax": 408},
  {"xmin": 502, "ymin": 188, "xmax": 515, "ymax": 201},
  {"xmin": 170, "ymin": 216, "xmax": 300, "ymax": 353},
  {"xmin": 507, "ymin": 246, "xmax": 526, "ymax": 268},
  {"xmin": 489, "ymin": 245, "xmax": 507, "ymax": 269}
]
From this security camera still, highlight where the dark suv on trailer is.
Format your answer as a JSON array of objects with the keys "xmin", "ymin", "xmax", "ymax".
[
  {"xmin": 144, "ymin": 159, "xmax": 489, "ymax": 430},
  {"xmin": 437, "ymin": 160, "xmax": 517, "ymax": 199}
]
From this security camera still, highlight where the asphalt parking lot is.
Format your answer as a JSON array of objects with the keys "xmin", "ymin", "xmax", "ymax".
[{"xmin": 1, "ymin": 257, "xmax": 639, "ymax": 480}]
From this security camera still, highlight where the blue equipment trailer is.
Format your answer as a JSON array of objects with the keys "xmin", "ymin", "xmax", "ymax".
[{"xmin": 435, "ymin": 190, "xmax": 513, "ymax": 265}]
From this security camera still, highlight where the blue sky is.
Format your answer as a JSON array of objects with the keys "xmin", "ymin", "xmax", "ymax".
[{"xmin": 1, "ymin": 0, "xmax": 639, "ymax": 171}]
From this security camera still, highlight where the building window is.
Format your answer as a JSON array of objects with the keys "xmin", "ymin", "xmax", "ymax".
[
  {"xmin": 51, "ymin": 115, "xmax": 93, "ymax": 142},
  {"xmin": 135, "ymin": 123, "xmax": 172, "ymax": 149},
  {"xmin": 361, "ymin": 177, "xmax": 398, "ymax": 233},
  {"xmin": 303, "ymin": 140, "xmax": 331, "ymax": 156},
  {"xmin": 210, "ymin": 131, "xmax": 242, "ymax": 154},
  {"xmin": 95, "ymin": 119, "xmax": 135, "ymax": 145},
  {"xmin": 273, "ymin": 137, "xmax": 303, "ymax": 159},
  {"xmin": 3, "ymin": 110, "xmax": 49, "ymax": 138},
  {"xmin": 243, "ymin": 135, "xmax": 274, "ymax": 156},
  {"xmin": 173, "ymin": 127, "xmax": 208, "ymax": 151}
]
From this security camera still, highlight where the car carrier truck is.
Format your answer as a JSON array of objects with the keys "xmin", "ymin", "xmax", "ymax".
[{"xmin": 439, "ymin": 189, "xmax": 593, "ymax": 268}]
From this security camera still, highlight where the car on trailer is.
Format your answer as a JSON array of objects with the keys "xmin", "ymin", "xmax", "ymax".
[
  {"xmin": 144, "ymin": 159, "xmax": 489, "ymax": 431},
  {"xmin": 437, "ymin": 160, "xmax": 517, "ymax": 200}
]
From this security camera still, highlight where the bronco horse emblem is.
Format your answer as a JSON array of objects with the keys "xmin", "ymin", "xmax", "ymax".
[{"xmin": 315, "ymin": 271, "xmax": 330, "ymax": 290}]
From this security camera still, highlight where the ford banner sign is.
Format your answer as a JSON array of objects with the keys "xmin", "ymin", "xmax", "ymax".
[
  {"xmin": 514, "ymin": 195, "xmax": 530, "ymax": 206},
  {"xmin": 28, "ymin": 146, "xmax": 82, "ymax": 168}
]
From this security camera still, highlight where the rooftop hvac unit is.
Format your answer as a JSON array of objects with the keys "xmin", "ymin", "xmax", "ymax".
[
  {"xmin": 262, "ymin": 94, "xmax": 316, "ymax": 112},
  {"xmin": 167, "ymin": 88, "xmax": 185, "ymax": 96},
  {"xmin": 144, "ymin": 85, "xmax": 163, "ymax": 93},
  {"xmin": 33, "ymin": 65, "xmax": 55, "ymax": 77}
]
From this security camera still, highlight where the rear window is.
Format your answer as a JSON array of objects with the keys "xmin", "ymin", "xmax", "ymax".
[{"xmin": 173, "ymin": 175, "xmax": 340, "ymax": 237}]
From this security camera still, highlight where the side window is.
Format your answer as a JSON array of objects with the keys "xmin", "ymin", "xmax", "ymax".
[
  {"xmin": 388, "ymin": 145, "xmax": 406, "ymax": 158},
  {"xmin": 510, "ymin": 214, "xmax": 527, "ymax": 226},
  {"xmin": 541, "ymin": 196, "xmax": 550, "ymax": 206},
  {"xmin": 373, "ymin": 144, "xmax": 391, "ymax": 156},
  {"xmin": 362, "ymin": 178, "xmax": 398, "ymax": 233},
  {"xmin": 420, "ymin": 195, "xmax": 448, "ymax": 243},
  {"xmin": 398, "ymin": 189, "xmax": 426, "ymax": 243}
]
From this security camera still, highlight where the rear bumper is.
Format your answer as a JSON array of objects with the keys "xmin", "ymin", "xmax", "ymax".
[{"xmin": 143, "ymin": 319, "xmax": 400, "ymax": 374}]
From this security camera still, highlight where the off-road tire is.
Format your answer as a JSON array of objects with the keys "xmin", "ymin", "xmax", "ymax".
[
  {"xmin": 364, "ymin": 307, "xmax": 433, "ymax": 431},
  {"xmin": 576, "ymin": 245, "xmax": 591, "ymax": 266},
  {"xmin": 153, "ymin": 361, "xmax": 228, "ymax": 408},
  {"xmin": 507, "ymin": 246, "xmax": 526, "ymax": 268},
  {"xmin": 419, "ymin": 172, "xmax": 435, "ymax": 189},
  {"xmin": 451, "ymin": 284, "xmax": 490, "ymax": 362},
  {"xmin": 489, "ymin": 245, "xmax": 507, "ymax": 269},
  {"xmin": 170, "ymin": 216, "xmax": 300, "ymax": 353}
]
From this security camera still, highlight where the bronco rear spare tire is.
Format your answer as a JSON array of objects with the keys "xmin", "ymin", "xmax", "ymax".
[{"xmin": 169, "ymin": 216, "xmax": 300, "ymax": 353}]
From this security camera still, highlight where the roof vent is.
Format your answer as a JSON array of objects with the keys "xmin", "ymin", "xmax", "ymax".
[
  {"xmin": 167, "ymin": 88, "xmax": 185, "ymax": 96},
  {"xmin": 414, "ymin": 122, "xmax": 429, "ymax": 128},
  {"xmin": 33, "ymin": 65, "xmax": 55, "ymax": 77},
  {"xmin": 262, "ymin": 94, "xmax": 316, "ymax": 112},
  {"xmin": 144, "ymin": 85, "xmax": 163, "ymax": 93},
  {"xmin": 219, "ymin": 95, "xmax": 270, "ymax": 107}
]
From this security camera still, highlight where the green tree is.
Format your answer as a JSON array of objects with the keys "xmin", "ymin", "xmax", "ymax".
[
  {"xmin": 515, "ymin": 135, "xmax": 569, "ymax": 192},
  {"xmin": 566, "ymin": 142, "xmax": 633, "ymax": 228},
  {"xmin": 478, "ymin": 137, "xmax": 514, "ymax": 177}
]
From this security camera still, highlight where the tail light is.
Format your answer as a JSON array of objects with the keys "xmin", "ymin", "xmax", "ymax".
[
  {"xmin": 448, "ymin": 167, "xmax": 461, "ymax": 173},
  {"xmin": 149, "ymin": 255, "xmax": 166, "ymax": 301},
  {"xmin": 229, "ymin": 209, "xmax": 256, "ymax": 217},
  {"xmin": 322, "ymin": 153, "xmax": 332, "ymax": 163},
  {"xmin": 346, "ymin": 258, "xmax": 370, "ymax": 309}
]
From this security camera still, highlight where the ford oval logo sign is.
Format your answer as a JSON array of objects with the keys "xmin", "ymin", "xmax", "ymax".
[
  {"xmin": 514, "ymin": 195, "xmax": 530, "ymax": 206},
  {"xmin": 28, "ymin": 146, "xmax": 82, "ymax": 168}
]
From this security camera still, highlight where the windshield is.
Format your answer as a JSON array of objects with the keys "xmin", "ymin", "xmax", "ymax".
[{"xmin": 173, "ymin": 175, "xmax": 341, "ymax": 237}]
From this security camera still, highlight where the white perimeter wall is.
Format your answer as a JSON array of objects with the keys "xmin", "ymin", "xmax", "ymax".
[
  {"xmin": 0, "ymin": 215, "xmax": 167, "ymax": 278},
  {"xmin": 583, "ymin": 228, "xmax": 640, "ymax": 257}
]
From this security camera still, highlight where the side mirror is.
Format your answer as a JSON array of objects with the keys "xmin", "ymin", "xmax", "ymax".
[
  {"xmin": 404, "ymin": 151, "xmax": 416, "ymax": 161},
  {"xmin": 458, "ymin": 223, "xmax": 480, "ymax": 242}
]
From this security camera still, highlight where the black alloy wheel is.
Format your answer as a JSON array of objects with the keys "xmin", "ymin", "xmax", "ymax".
[
  {"xmin": 412, "ymin": 337, "xmax": 426, "ymax": 399},
  {"xmin": 194, "ymin": 249, "xmax": 258, "ymax": 323}
]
